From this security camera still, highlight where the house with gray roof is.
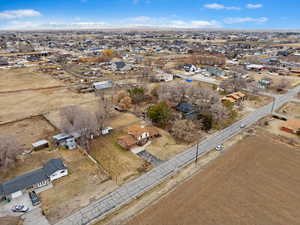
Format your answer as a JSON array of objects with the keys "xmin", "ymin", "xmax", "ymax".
[{"xmin": 0, "ymin": 158, "xmax": 67, "ymax": 200}]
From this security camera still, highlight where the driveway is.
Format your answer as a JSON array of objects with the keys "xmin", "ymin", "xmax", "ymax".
[{"xmin": 0, "ymin": 193, "xmax": 50, "ymax": 225}]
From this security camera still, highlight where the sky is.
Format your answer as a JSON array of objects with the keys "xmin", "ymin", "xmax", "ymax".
[{"xmin": 0, "ymin": 0, "xmax": 299, "ymax": 30}]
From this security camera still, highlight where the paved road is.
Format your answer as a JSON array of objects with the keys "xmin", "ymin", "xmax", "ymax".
[{"xmin": 55, "ymin": 85, "xmax": 300, "ymax": 225}]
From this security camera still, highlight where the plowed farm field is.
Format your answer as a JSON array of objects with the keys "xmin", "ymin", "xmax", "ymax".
[{"xmin": 125, "ymin": 131, "xmax": 300, "ymax": 225}]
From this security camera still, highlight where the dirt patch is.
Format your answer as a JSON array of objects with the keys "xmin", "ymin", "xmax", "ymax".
[
  {"xmin": 0, "ymin": 116, "xmax": 56, "ymax": 149},
  {"xmin": 243, "ymin": 93, "xmax": 272, "ymax": 109},
  {"xmin": 0, "ymin": 67, "xmax": 62, "ymax": 92},
  {"xmin": 0, "ymin": 216, "xmax": 23, "ymax": 225},
  {"xmin": 146, "ymin": 128, "xmax": 189, "ymax": 160},
  {"xmin": 125, "ymin": 131, "xmax": 300, "ymax": 225},
  {"xmin": 260, "ymin": 118, "xmax": 300, "ymax": 145},
  {"xmin": 90, "ymin": 131, "xmax": 146, "ymax": 184},
  {"xmin": 277, "ymin": 101, "xmax": 300, "ymax": 119},
  {"xmin": 0, "ymin": 88, "xmax": 97, "ymax": 123}
]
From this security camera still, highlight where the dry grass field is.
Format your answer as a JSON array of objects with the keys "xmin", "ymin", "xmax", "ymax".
[
  {"xmin": 125, "ymin": 131, "xmax": 300, "ymax": 225},
  {"xmin": 0, "ymin": 67, "xmax": 62, "ymax": 92},
  {"xmin": 147, "ymin": 128, "xmax": 190, "ymax": 160},
  {"xmin": 0, "ymin": 67, "xmax": 97, "ymax": 123},
  {"xmin": 277, "ymin": 101, "xmax": 300, "ymax": 118},
  {"xmin": 90, "ymin": 131, "xmax": 146, "ymax": 183},
  {"xmin": 0, "ymin": 116, "xmax": 56, "ymax": 148},
  {"xmin": 0, "ymin": 88, "xmax": 97, "ymax": 123}
]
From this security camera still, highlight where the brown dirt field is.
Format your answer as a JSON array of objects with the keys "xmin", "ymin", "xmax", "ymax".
[
  {"xmin": 40, "ymin": 149, "xmax": 112, "ymax": 224},
  {"xmin": 0, "ymin": 116, "xmax": 56, "ymax": 149},
  {"xmin": 147, "ymin": 128, "xmax": 189, "ymax": 160},
  {"xmin": 0, "ymin": 67, "xmax": 62, "ymax": 92},
  {"xmin": 125, "ymin": 131, "xmax": 300, "ymax": 225},
  {"xmin": 0, "ymin": 88, "xmax": 97, "ymax": 123},
  {"xmin": 90, "ymin": 131, "xmax": 146, "ymax": 183},
  {"xmin": 277, "ymin": 101, "xmax": 300, "ymax": 119},
  {"xmin": 0, "ymin": 216, "xmax": 22, "ymax": 225},
  {"xmin": 244, "ymin": 93, "xmax": 272, "ymax": 109}
]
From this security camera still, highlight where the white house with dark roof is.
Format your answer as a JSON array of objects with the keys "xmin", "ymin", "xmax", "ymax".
[{"xmin": 0, "ymin": 158, "xmax": 67, "ymax": 200}]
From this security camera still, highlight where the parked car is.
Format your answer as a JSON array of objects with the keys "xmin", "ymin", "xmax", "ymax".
[
  {"xmin": 101, "ymin": 127, "xmax": 113, "ymax": 135},
  {"xmin": 11, "ymin": 204, "xmax": 29, "ymax": 213},
  {"xmin": 29, "ymin": 191, "xmax": 40, "ymax": 206},
  {"xmin": 215, "ymin": 144, "xmax": 224, "ymax": 151}
]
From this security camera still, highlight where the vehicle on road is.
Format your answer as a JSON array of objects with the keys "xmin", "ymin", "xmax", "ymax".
[
  {"xmin": 240, "ymin": 124, "xmax": 246, "ymax": 128},
  {"xmin": 29, "ymin": 191, "xmax": 40, "ymax": 206},
  {"xmin": 11, "ymin": 204, "xmax": 29, "ymax": 213},
  {"xmin": 215, "ymin": 144, "xmax": 224, "ymax": 151}
]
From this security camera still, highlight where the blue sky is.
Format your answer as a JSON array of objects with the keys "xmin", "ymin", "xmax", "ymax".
[{"xmin": 0, "ymin": 0, "xmax": 299, "ymax": 29}]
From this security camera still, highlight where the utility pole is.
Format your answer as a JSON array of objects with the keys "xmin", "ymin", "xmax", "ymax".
[{"xmin": 195, "ymin": 142, "xmax": 199, "ymax": 164}]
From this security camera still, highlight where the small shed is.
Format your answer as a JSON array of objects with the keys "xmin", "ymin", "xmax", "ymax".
[
  {"xmin": 92, "ymin": 80, "xmax": 113, "ymax": 90},
  {"xmin": 32, "ymin": 140, "xmax": 49, "ymax": 151}
]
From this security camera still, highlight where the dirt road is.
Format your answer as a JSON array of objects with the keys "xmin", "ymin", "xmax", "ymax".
[{"xmin": 125, "ymin": 132, "xmax": 300, "ymax": 225}]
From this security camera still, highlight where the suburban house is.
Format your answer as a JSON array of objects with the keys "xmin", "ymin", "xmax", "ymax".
[
  {"xmin": 281, "ymin": 119, "xmax": 300, "ymax": 135},
  {"xmin": 112, "ymin": 61, "xmax": 131, "ymax": 71},
  {"xmin": 259, "ymin": 77, "xmax": 273, "ymax": 88},
  {"xmin": 183, "ymin": 64, "xmax": 197, "ymax": 73},
  {"xmin": 0, "ymin": 159, "xmax": 68, "ymax": 200},
  {"xmin": 176, "ymin": 103, "xmax": 198, "ymax": 119},
  {"xmin": 52, "ymin": 132, "xmax": 80, "ymax": 150},
  {"xmin": 117, "ymin": 125, "xmax": 160, "ymax": 150},
  {"xmin": 222, "ymin": 91, "xmax": 246, "ymax": 104}
]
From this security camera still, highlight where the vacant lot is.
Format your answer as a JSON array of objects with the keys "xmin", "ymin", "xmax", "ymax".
[
  {"xmin": 0, "ymin": 67, "xmax": 62, "ymax": 92},
  {"xmin": 244, "ymin": 93, "xmax": 272, "ymax": 109},
  {"xmin": 147, "ymin": 128, "xmax": 190, "ymax": 160},
  {"xmin": 90, "ymin": 131, "xmax": 146, "ymax": 184},
  {"xmin": 0, "ymin": 116, "xmax": 56, "ymax": 149},
  {"xmin": 278, "ymin": 101, "xmax": 300, "ymax": 119},
  {"xmin": 126, "ymin": 131, "xmax": 300, "ymax": 225},
  {"xmin": 0, "ymin": 88, "xmax": 96, "ymax": 123}
]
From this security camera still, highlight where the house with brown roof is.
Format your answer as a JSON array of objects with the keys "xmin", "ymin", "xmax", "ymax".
[
  {"xmin": 222, "ymin": 91, "xmax": 246, "ymax": 104},
  {"xmin": 117, "ymin": 125, "xmax": 160, "ymax": 150},
  {"xmin": 281, "ymin": 119, "xmax": 300, "ymax": 135}
]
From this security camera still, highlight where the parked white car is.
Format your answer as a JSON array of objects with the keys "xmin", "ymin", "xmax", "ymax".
[{"xmin": 101, "ymin": 127, "xmax": 113, "ymax": 135}]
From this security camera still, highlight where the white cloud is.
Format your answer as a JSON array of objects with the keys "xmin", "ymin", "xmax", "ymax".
[
  {"xmin": 246, "ymin": 3, "xmax": 263, "ymax": 9},
  {"xmin": 1, "ymin": 16, "xmax": 221, "ymax": 30},
  {"xmin": 129, "ymin": 16, "xmax": 152, "ymax": 22},
  {"xmin": 0, "ymin": 9, "xmax": 41, "ymax": 19},
  {"xmin": 224, "ymin": 17, "xmax": 268, "ymax": 24},
  {"xmin": 204, "ymin": 3, "xmax": 240, "ymax": 10}
]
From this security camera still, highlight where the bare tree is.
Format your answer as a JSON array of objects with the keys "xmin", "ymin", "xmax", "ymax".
[
  {"xmin": 272, "ymin": 78, "xmax": 290, "ymax": 92},
  {"xmin": 59, "ymin": 105, "xmax": 83, "ymax": 133},
  {"xmin": 171, "ymin": 120, "xmax": 197, "ymax": 143},
  {"xmin": 220, "ymin": 77, "xmax": 248, "ymax": 93},
  {"xmin": 157, "ymin": 82, "xmax": 190, "ymax": 105},
  {"xmin": 95, "ymin": 95, "xmax": 114, "ymax": 130},
  {"xmin": 75, "ymin": 109, "xmax": 98, "ymax": 150},
  {"xmin": 59, "ymin": 106, "xmax": 97, "ymax": 151},
  {"xmin": 0, "ymin": 135, "xmax": 22, "ymax": 173}
]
